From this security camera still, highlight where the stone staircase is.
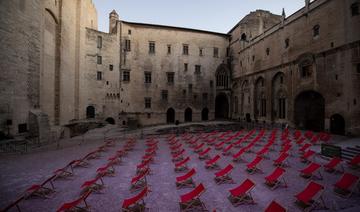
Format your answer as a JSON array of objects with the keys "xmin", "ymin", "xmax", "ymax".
[{"xmin": 341, "ymin": 145, "xmax": 360, "ymax": 161}]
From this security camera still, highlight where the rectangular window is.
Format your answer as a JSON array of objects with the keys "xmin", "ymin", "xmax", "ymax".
[
  {"xmin": 123, "ymin": 70, "xmax": 130, "ymax": 82},
  {"xmin": 184, "ymin": 63, "xmax": 188, "ymax": 71},
  {"xmin": 188, "ymin": 84, "xmax": 193, "ymax": 93},
  {"xmin": 161, "ymin": 90, "xmax": 168, "ymax": 101},
  {"xmin": 182, "ymin": 89, "xmax": 186, "ymax": 96},
  {"xmin": 213, "ymin": 47, "xmax": 219, "ymax": 57},
  {"xmin": 145, "ymin": 98, "xmax": 151, "ymax": 108},
  {"xmin": 18, "ymin": 123, "xmax": 27, "ymax": 133},
  {"xmin": 202, "ymin": 93, "xmax": 208, "ymax": 102},
  {"xmin": 167, "ymin": 72, "xmax": 174, "ymax": 84},
  {"xmin": 261, "ymin": 99, "xmax": 266, "ymax": 117},
  {"xmin": 210, "ymin": 80, "xmax": 214, "ymax": 88},
  {"xmin": 285, "ymin": 38, "xmax": 290, "ymax": 48},
  {"xmin": 97, "ymin": 36, "xmax": 102, "ymax": 48},
  {"xmin": 301, "ymin": 65, "xmax": 312, "ymax": 78},
  {"xmin": 183, "ymin": 44, "xmax": 189, "ymax": 55},
  {"xmin": 226, "ymin": 47, "xmax": 230, "ymax": 57},
  {"xmin": 97, "ymin": 56, "xmax": 102, "ymax": 64},
  {"xmin": 97, "ymin": 71, "xmax": 102, "ymax": 80},
  {"xmin": 109, "ymin": 64, "xmax": 113, "ymax": 71},
  {"xmin": 144, "ymin": 72, "xmax": 152, "ymax": 83},
  {"xmin": 128, "ymin": 29, "xmax": 132, "ymax": 35},
  {"xmin": 313, "ymin": 25, "xmax": 320, "ymax": 37},
  {"xmin": 149, "ymin": 41, "xmax": 155, "ymax": 54},
  {"xmin": 125, "ymin": 40, "xmax": 131, "ymax": 51},
  {"xmin": 195, "ymin": 65, "xmax": 201, "ymax": 74},
  {"xmin": 167, "ymin": 45, "xmax": 171, "ymax": 54},
  {"xmin": 199, "ymin": 48, "xmax": 203, "ymax": 56}
]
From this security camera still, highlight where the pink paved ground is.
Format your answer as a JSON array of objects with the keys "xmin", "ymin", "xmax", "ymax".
[{"xmin": 1, "ymin": 126, "xmax": 360, "ymax": 212}]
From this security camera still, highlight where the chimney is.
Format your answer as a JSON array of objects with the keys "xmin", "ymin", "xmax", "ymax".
[
  {"xmin": 282, "ymin": 8, "xmax": 286, "ymax": 25},
  {"xmin": 109, "ymin": 10, "xmax": 119, "ymax": 33},
  {"xmin": 305, "ymin": 0, "xmax": 310, "ymax": 14}
]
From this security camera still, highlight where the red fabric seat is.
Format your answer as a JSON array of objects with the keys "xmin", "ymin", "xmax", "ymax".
[
  {"xmin": 228, "ymin": 179, "xmax": 255, "ymax": 206},
  {"xmin": 214, "ymin": 164, "xmax": 234, "ymax": 184},
  {"xmin": 273, "ymin": 152, "xmax": 289, "ymax": 167},
  {"xmin": 265, "ymin": 200, "xmax": 287, "ymax": 212},
  {"xmin": 334, "ymin": 173, "xmax": 359, "ymax": 198},
  {"xmin": 57, "ymin": 191, "xmax": 92, "ymax": 212},
  {"xmin": 232, "ymin": 147, "xmax": 247, "ymax": 162},
  {"xmin": 180, "ymin": 183, "xmax": 205, "ymax": 203},
  {"xmin": 295, "ymin": 181, "xmax": 324, "ymax": 207},
  {"xmin": 246, "ymin": 156, "xmax": 263, "ymax": 174},
  {"xmin": 205, "ymin": 155, "xmax": 221, "ymax": 169},
  {"xmin": 215, "ymin": 141, "xmax": 225, "ymax": 150},
  {"xmin": 300, "ymin": 162, "xmax": 322, "ymax": 179},
  {"xmin": 122, "ymin": 186, "xmax": 149, "ymax": 210},
  {"xmin": 176, "ymin": 168, "xmax": 196, "ymax": 188},
  {"xmin": 323, "ymin": 157, "xmax": 342, "ymax": 172},
  {"xmin": 348, "ymin": 154, "xmax": 360, "ymax": 168},
  {"xmin": 198, "ymin": 147, "xmax": 211, "ymax": 160},
  {"xmin": 175, "ymin": 157, "xmax": 190, "ymax": 172},
  {"xmin": 301, "ymin": 150, "xmax": 315, "ymax": 163},
  {"xmin": 265, "ymin": 167, "xmax": 287, "ymax": 190}
]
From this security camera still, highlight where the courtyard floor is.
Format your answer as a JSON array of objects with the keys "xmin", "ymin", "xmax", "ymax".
[{"xmin": 0, "ymin": 122, "xmax": 360, "ymax": 212}]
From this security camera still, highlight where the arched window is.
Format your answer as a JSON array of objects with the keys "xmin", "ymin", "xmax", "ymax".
[
  {"xmin": 241, "ymin": 33, "xmax": 247, "ymax": 41},
  {"xmin": 216, "ymin": 65, "xmax": 230, "ymax": 88},
  {"xmin": 313, "ymin": 25, "xmax": 320, "ymax": 37},
  {"xmin": 234, "ymin": 96, "xmax": 239, "ymax": 114},
  {"xmin": 254, "ymin": 77, "xmax": 266, "ymax": 118}
]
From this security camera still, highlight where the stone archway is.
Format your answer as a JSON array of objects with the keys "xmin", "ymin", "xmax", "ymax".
[
  {"xmin": 184, "ymin": 108, "xmax": 192, "ymax": 122},
  {"xmin": 166, "ymin": 108, "xmax": 175, "ymax": 124},
  {"xmin": 215, "ymin": 94, "xmax": 229, "ymax": 119},
  {"xmin": 294, "ymin": 91, "xmax": 325, "ymax": 131},
  {"xmin": 86, "ymin": 106, "xmax": 95, "ymax": 119},
  {"xmin": 330, "ymin": 114, "xmax": 345, "ymax": 135},
  {"xmin": 201, "ymin": 108, "xmax": 209, "ymax": 121},
  {"xmin": 105, "ymin": 117, "xmax": 115, "ymax": 125}
]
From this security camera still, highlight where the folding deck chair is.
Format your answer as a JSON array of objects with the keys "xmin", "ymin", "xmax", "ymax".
[
  {"xmin": 265, "ymin": 167, "xmax": 287, "ymax": 190},
  {"xmin": 24, "ymin": 175, "xmax": 56, "ymax": 199},
  {"xmin": 137, "ymin": 159, "xmax": 151, "ymax": 174},
  {"xmin": 108, "ymin": 153, "xmax": 122, "ymax": 165},
  {"xmin": 207, "ymin": 138, "xmax": 217, "ymax": 146},
  {"xmin": 348, "ymin": 154, "xmax": 360, "ymax": 169},
  {"xmin": 273, "ymin": 152, "xmax": 290, "ymax": 167},
  {"xmin": 53, "ymin": 165, "xmax": 73, "ymax": 180},
  {"xmin": 172, "ymin": 149, "xmax": 185, "ymax": 162},
  {"xmin": 300, "ymin": 162, "xmax": 323, "ymax": 180},
  {"xmin": 131, "ymin": 168, "xmax": 149, "ymax": 191},
  {"xmin": 299, "ymin": 143, "xmax": 311, "ymax": 154},
  {"xmin": 222, "ymin": 144, "xmax": 234, "ymax": 156},
  {"xmin": 264, "ymin": 200, "xmax": 287, "ymax": 212},
  {"xmin": 232, "ymin": 147, "xmax": 247, "ymax": 163},
  {"xmin": 176, "ymin": 168, "xmax": 196, "ymax": 188},
  {"xmin": 256, "ymin": 146, "xmax": 270, "ymax": 159},
  {"xmin": 69, "ymin": 158, "xmax": 89, "ymax": 169},
  {"xmin": 300, "ymin": 150, "xmax": 316, "ymax": 163},
  {"xmin": 198, "ymin": 147, "xmax": 211, "ymax": 160},
  {"xmin": 228, "ymin": 179, "xmax": 256, "ymax": 206},
  {"xmin": 333, "ymin": 173, "xmax": 360, "ymax": 198},
  {"xmin": 179, "ymin": 183, "xmax": 207, "ymax": 211},
  {"xmin": 96, "ymin": 162, "xmax": 115, "ymax": 177},
  {"xmin": 205, "ymin": 155, "xmax": 221, "ymax": 169},
  {"xmin": 215, "ymin": 141, "xmax": 225, "ymax": 150},
  {"xmin": 81, "ymin": 176, "xmax": 104, "ymax": 194},
  {"xmin": 295, "ymin": 181, "xmax": 325, "ymax": 212},
  {"xmin": 214, "ymin": 164, "xmax": 235, "ymax": 184},
  {"xmin": 175, "ymin": 157, "xmax": 190, "ymax": 172},
  {"xmin": 246, "ymin": 156, "xmax": 263, "ymax": 174},
  {"xmin": 57, "ymin": 190, "xmax": 92, "ymax": 212},
  {"xmin": 323, "ymin": 157, "xmax": 343, "ymax": 173},
  {"xmin": 193, "ymin": 143, "xmax": 205, "ymax": 153},
  {"xmin": 122, "ymin": 186, "xmax": 149, "ymax": 212}
]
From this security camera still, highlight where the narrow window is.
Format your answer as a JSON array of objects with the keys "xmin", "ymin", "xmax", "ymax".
[
  {"xmin": 144, "ymin": 98, "xmax": 151, "ymax": 108},
  {"xmin": 199, "ymin": 48, "xmax": 203, "ymax": 56},
  {"xmin": 280, "ymin": 76, "xmax": 284, "ymax": 84},
  {"xmin": 149, "ymin": 41, "xmax": 155, "ymax": 54},
  {"xmin": 188, "ymin": 84, "xmax": 193, "ymax": 93},
  {"xmin": 167, "ymin": 72, "xmax": 174, "ymax": 84},
  {"xmin": 109, "ymin": 64, "xmax": 113, "ymax": 71},
  {"xmin": 313, "ymin": 25, "xmax": 320, "ymax": 37},
  {"xmin": 97, "ymin": 56, "xmax": 102, "ymax": 64},
  {"xmin": 195, "ymin": 65, "xmax": 201, "ymax": 74},
  {"xmin": 144, "ymin": 72, "xmax": 152, "ymax": 83},
  {"xmin": 285, "ymin": 38, "xmax": 290, "ymax": 48},
  {"xmin": 128, "ymin": 29, "xmax": 132, "ymax": 35},
  {"xmin": 184, "ymin": 63, "xmax": 188, "ymax": 71},
  {"xmin": 351, "ymin": 3, "xmax": 359, "ymax": 16},
  {"xmin": 182, "ymin": 89, "xmax": 186, "ymax": 96},
  {"xmin": 210, "ymin": 80, "xmax": 214, "ymax": 88},
  {"xmin": 125, "ymin": 40, "xmax": 131, "ymax": 51},
  {"xmin": 252, "ymin": 55, "xmax": 255, "ymax": 61},
  {"xmin": 183, "ymin": 44, "xmax": 189, "ymax": 55},
  {"xmin": 161, "ymin": 90, "xmax": 168, "ymax": 101},
  {"xmin": 301, "ymin": 65, "xmax": 312, "ymax": 78},
  {"xmin": 123, "ymin": 70, "xmax": 130, "ymax": 82},
  {"xmin": 97, "ymin": 36, "xmax": 102, "ymax": 48},
  {"xmin": 213, "ymin": 47, "xmax": 219, "ymax": 57},
  {"xmin": 18, "ymin": 123, "xmax": 27, "ymax": 133},
  {"xmin": 167, "ymin": 45, "xmax": 171, "ymax": 54},
  {"xmin": 266, "ymin": 48, "xmax": 270, "ymax": 56},
  {"xmin": 97, "ymin": 71, "xmax": 102, "ymax": 80}
]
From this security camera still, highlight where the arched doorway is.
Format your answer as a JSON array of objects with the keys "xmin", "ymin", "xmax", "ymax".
[
  {"xmin": 215, "ymin": 94, "xmax": 229, "ymax": 119},
  {"xmin": 202, "ymin": 108, "xmax": 209, "ymax": 121},
  {"xmin": 330, "ymin": 114, "xmax": 345, "ymax": 135},
  {"xmin": 105, "ymin": 117, "xmax": 115, "ymax": 125},
  {"xmin": 167, "ymin": 108, "xmax": 175, "ymax": 124},
  {"xmin": 294, "ymin": 91, "xmax": 325, "ymax": 131},
  {"xmin": 86, "ymin": 106, "xmax": 95, "ymax": 119},
  {"xmin": 184, "ymin": 108, "xmax": 192, "ymax": 122}
]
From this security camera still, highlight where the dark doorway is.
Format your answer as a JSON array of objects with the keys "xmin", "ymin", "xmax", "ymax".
[
  {"xmin": 184, "ymin": 108, "xmax": 192, "ymax": 122},
  {"xmin": 246, "ymin": 113, "xmax": 251, "ymax": 123},
  {"xmin": 167, "ymin": 108, "xmax": 175, "ymax": 124},
  {"xmin": 105, "ymin": 117, "xmax": 115, "ymax": 125},
  {"xmin": 215, "ymin": 94, "xmax": 229, "ymax": 119},
  {"xmin": 202, "ymin": 108, "xmax": 209, "ymax": 121},
  {"xmin": 330, "ymin": 114, "xmax": 345, "ymax": 135},
  {"xmin": 86, "ymin": 106, "xmax": 95, "ymax": 119},
  {"xmin": 294, "ymin": 91, "xmax": 325, "ymax": 132}
]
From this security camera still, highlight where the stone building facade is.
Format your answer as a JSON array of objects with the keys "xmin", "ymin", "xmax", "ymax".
[{"xmin": 0, "ymin": 0, "xmax": 359, "ymax": 140}]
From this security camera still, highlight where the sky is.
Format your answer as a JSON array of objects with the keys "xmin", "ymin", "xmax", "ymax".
[{"xmin": 92, "ymin": 0, "xmax": 306, "ymax": 33}]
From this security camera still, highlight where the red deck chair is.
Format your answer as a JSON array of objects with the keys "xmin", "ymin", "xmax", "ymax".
[
  {"xmin": 205, "ymin": 155, "xmax": 221, "ymax": 169},
  {"xmin": 198, "ymin": 147, "xmax": 211, "ymax": 160},
  {"xmin": 232, "ymin": 147, "xmax": 247, "ymax": 163},
  {"xmin": 256, "ymin": 147, "xmax": 270, "ymax": 159},
  {"xmin": 142, "ymin": 154, "xmax": 155, "ymax": 164},
  {"xmin": 172, "ymin": 149, "xmax": 185, "ymax": 162},
  {"xmin": 69, "ymin": 159, "xmax": 89, "ymax": 169},
  {"xmin": 222, "ymin": 144, "xmax": 234, "ymax": 156},
  {"xmin": 171, "ymin": 143, "xmax": 182, "ymax": 151},
  {"xmin": 323, "ymin": 157, "xmax": 343, "ymax": 173},
  {"xmin": 57, "ymin": 190, "xmax": 92, "ymax": 212},
  {"xmin": 295, "ymin": 181, "xmax": 325, "ymax": 211},
  {"xmin": 53, "ymin": 165, "xmax": 73, "ymax": 180},
  {"xmin": 122, "ymin": 186, "xmax": 149, "ymax": 212},
  {"xmin": 300, "ymin": 150, "xmax": 316, "ymax": 163},
  {"xmin": 131, "ymin": 168, "xmax": 149, "ymax": 191},
  {"xmin": 348, "ymin": 154, "xmax": 360, "ymax": 169},
  {"xmin": 179, "ymin": 183, "xmax": 207, "ymax": 211},
  {"xmin": 299, "ymin": 143, "xmax": 311, "ymax": 153},
  {"xmin": 97, "ymin": 162, "xmax": 115, "ymax": 177},
  {"xmin": 207, "ymin": 138, "xmax": 217, "ymax": 146},
  {"xmin": 215, "ymin": 141, "xmax": 225, "ymax": 150},
  {"xmin": 296, "ymin": 137, "xmax": 306, "ymax": 145},
  {"xmin": 273, "ymin": 152, "xmax": 290, "ymax": 167},
  {"xmin": 280, "ymin": 144, "xmax": 292, "ymax": 154},
  {"xmin": 176, "ymin": 168, "xmax": 196, "ymax": 188},
  {"xmin": 228, "ymin": 179, "xmax": 256, "ymax": 206},
  {"xmin": 265, "ymin": 167, "xmax": 287, "ymax": 190},
  {"xmin": 334, "ymin": 173, "xmax": 360, "ymax": 198},
  {"xmin": 81, "ymin": 176, "xmax": 104, "ymax": 194},
  {"xmin": 24, "ymin": 175, "xmax": 56, "ymax": 199},
  {"xmin": 246, "ymin": 156, "xmax": 263, "ymax": 174},
  {"xmin": 175, "ymin": 157, "xmax": 190, "ymax": 172},
  {"xmin": 137, "ymin": 159, "xmax": 151, "ymax": 174},
  {"xmin": 214, "ymin": 164, "xmax": 235, "ymax": 184},
  {"xmin": 300, "ymin": 162, "xmax": 323, "ymax": 180},
  {"xmin": 108, "ymin": 154, "xmax": 122, "ymax": 165},
  {"xmin": 193, "ymin": 143, "xmax": 205, "ymax": 153},
  {"xmin": 264, "ymin": 200, "xmax": 287, "ymax": 212}
]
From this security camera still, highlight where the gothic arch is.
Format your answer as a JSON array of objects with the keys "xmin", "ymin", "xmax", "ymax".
[
  {"xmin": 254, "ymin": 76, "xmax": 266, "ymax": 119},
  {"xmin": 215, "ymin": 64, "xmax": 230, "ymax": 89},
  {"xmin": 272, "ymin": 72, "xmax": 287, "ymax": 120}
]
